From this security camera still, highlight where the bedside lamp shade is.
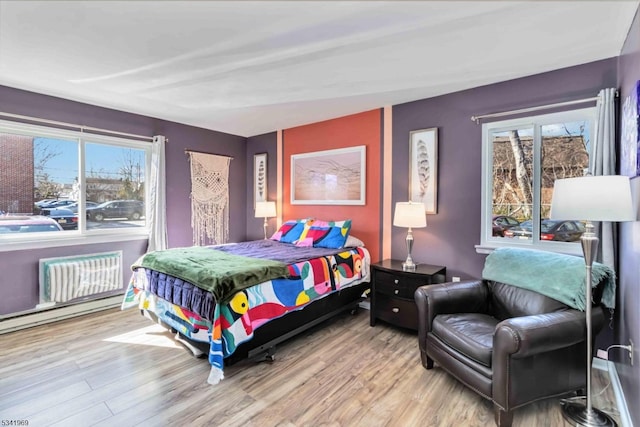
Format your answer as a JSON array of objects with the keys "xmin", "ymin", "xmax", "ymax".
[
  {"xmin": 255, "ymin": 201, "xmax": 277, "ymax": 219},
  {"xmin": 393, "ymin": 201, "xmax": 426, "ymax": 271},
  {"xmin": 393, "ymin": 202, "xmax": 427, "ymax": 228},
  {"xmin": 255, "ymin": 201, "xmax": 276, "ymax": 239}
]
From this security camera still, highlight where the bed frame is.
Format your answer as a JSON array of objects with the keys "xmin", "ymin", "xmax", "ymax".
[{"xmin": 142, "ymin": 280, "xmax": 369, "ymax": 366}]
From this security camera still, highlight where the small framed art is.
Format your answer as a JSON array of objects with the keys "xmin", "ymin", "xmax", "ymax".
[
  {"xmin": 254, "ymin": 153, "xmax": 267, "ymax": 207},
  {"xmin": 409, "ymin": 128, "xmax": 438, "ymax": 214}
]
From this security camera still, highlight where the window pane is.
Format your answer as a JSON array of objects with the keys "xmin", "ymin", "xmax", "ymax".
[
  {"xmin": 0, "ymin": 132, "xmax": 79, "ymax": 233},
  {"xmin": 540, "ymin": 121, "xmax": 588, "ymax": 243},
  {"xmin": 85, "ymin": 143, "xmax": 146, "ymax": 230},
  {"xmin": 490, "ymin": 128, "xmax": 533, "ymax": 238}
]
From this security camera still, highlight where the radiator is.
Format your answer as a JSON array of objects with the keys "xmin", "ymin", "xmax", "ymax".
[{"xmin": 38, "ymin": 251, "xmax": 123, "ymax": 306}]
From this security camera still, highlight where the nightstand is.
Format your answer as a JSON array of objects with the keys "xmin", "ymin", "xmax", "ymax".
[{"xmin": 369, "ymin": 259, "xmax": 446, "ymax": 331}]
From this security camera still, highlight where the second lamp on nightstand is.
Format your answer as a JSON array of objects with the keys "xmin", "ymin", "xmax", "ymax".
[{"xmin": 370, "ymin": 259, "xmax": 446, "ymax": 331}]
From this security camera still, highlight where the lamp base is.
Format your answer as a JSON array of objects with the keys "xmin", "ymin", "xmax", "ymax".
[
  {"xmin": 561, "ymin": 401, "xmax": 617, "ymax": 427},
  {"xmin": 402, "ymin": 261, "xmax": 416, "ymax": 272}
]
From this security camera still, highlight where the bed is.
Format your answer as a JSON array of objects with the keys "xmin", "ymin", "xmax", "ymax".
[{"xmin": 121, "ymin": 219, "xmax": 371, "ymax": 385}]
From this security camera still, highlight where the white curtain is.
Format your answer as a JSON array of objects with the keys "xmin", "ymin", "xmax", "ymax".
[
  {"xmin": 147, "ymin": 135, "xmax": 168, "ymax": 252},
  {"xmin": 588, "ymin": 88, "xmax": 617, "ymax": 268}
]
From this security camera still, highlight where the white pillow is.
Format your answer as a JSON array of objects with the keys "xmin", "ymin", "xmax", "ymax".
[{"xmin": 344, "ymin": 235, "xmax": 365, "ymax": 248}]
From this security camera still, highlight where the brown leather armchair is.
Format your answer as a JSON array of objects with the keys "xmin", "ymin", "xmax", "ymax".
[{"xmin": 415, "ymin": 279, "xmax": 605, "ymax": 427}]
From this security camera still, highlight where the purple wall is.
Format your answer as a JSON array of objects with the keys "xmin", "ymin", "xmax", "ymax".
[
  {"xmin": 392, "ymin": 58, "xmax": 618, "ymax": 280},
  {"xmin": 0, "ymin": 85, "xmax": 247, "ymax": 315},
  {"xmin": 616, "ymin": 5, "xmax": 640, "ymax": 423},
  {"xmin": 246, "ymin": 132, "xmax": 278, "ymax": 241}
]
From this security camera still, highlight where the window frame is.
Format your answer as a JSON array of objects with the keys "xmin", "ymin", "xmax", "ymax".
[
  {"xmin": 0, "ymin": 119, "xmax": 151, "ymax": 252},
  {"xmin": 477, "ymin": 107, "xmax": 596, "ymax": 255}
]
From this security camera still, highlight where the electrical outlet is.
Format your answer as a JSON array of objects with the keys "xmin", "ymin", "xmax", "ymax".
[
  {"xmin": 596, "ymin": 349, "xmax": 608, "ymax": 360},
  {"xmin": 630, "ymin": 339, "xmax": 634, "ymax": 366},
  {"xmin": 452, "ymin": 276, "xmax": 461, "ymax": 282}
]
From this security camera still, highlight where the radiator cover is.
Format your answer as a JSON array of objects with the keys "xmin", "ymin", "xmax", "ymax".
[{"xmin": 38, "ymin": 251, "xmax": 123, "ymax": 306}]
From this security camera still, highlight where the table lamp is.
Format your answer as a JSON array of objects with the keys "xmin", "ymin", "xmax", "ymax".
[
  {"xmin": 393, "ymin": 201, "xmax": 427, "ymax": 271},
  {"xmin": 550, "ymin": 175, "xmax": 634, "ymax": 427},
  {"xmin": 255, "ymin": 201, "xmax": 277, "ymax": 239}
]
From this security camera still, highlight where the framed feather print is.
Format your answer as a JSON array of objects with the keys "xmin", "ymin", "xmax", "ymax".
[
  {"xmin": 409, "ymin": 128, "xmax": 438, "ymax": 214},
  {"xmin": 254, "ymin": 153, "xmax": 267, "ymax": 207}
]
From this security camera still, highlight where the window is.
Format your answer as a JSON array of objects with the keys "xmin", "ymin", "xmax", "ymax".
[
  {"xmin": 478, "ymin": 108, "xmax": 595, "ymax": 254},
  {"xmin": 0, "ymin": 120, "xmax": 150, "ymax": 245}
]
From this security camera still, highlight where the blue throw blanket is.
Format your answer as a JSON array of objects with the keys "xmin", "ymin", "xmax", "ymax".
[{"xmin": 482, "ymin": 247, "xmax": 615, "ymax": 310}]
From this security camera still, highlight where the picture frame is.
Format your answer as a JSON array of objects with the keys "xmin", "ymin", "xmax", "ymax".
[
  {"xmin": 291, "ymin": 145, "xmax": 366, "ymax": 205},
  {"xmin": 621, "ymin": 80, "xmax": 640, "ymax": 177},
  {"xmin": 254, "ymin": 153, "xmax": 267, "ymax": 207},
  {"xmin": 409, "ymin": 128, "xmax": 438, "ymax": 214}
]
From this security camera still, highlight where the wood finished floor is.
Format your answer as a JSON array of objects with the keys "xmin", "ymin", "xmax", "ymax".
[{"xmin": 0, "ymin": 307, "xmax": 620, "ymax": 427}]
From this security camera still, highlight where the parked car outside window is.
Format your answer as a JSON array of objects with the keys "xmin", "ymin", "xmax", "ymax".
[
  {"xmin": 66, "ymin": 201, "xmax": 99, "ymax": 213},
  {"xmin": 86, "ymin": 200, "xmax": 145, "ymax": 221},
  {"xmin": 504, "ymin": 219, "xmax": 584, "ymax": 242},
  {"xmin": 38, "ymin": 199, "xmax": 76, "ymax": 209},
  {"xmin": 492, "ymin": 215, "xmax": 520, "ymax": 237},
  {"xmin": 40, "ymin": 208, "xmax": 79, "ymax": 230},
  {"xmin": 0, "ymin": 216, "xmax": 63, "ymax": 233}
]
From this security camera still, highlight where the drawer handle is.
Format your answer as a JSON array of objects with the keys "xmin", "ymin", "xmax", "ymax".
[
  {"xmin": 394, "ymin": 279, "xmax": 399, "ymax": 284},
  {"xmin": 394, "ymin": 289, "xmax": 399, "ymax": 295},
  {"xmin": 392, "ymin": 307, "xmax": 399, "ymax": 313}
]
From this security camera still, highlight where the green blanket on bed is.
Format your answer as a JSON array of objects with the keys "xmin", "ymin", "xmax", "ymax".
[
  {"xmin": 482, "ymin": 247, "xmax": 615, "ymax": 310},
  {"xmin": 132, "ymin": 246, "xmax": 290, "ymax": 303}
]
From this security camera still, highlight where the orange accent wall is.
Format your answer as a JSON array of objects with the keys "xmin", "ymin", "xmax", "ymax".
[{"xmin": 283, "ymin": 109, "xmax": 382, "ymax": 262}]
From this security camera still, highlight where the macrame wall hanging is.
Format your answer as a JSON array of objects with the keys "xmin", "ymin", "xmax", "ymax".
[{"xmin": 187, "ymin": 151, "xmax": 231, "ymax": 246}]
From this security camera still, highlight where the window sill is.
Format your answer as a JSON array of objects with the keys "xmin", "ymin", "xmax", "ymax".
[
  {"xmin": 0, "ymin": 231, "xmax": 148, "ymax": 252},
  {"xmin": 475, "ymin": 241, "xmax": 583, "ymax": 257}
]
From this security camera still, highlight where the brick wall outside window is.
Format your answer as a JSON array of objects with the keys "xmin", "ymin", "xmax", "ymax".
[{"xmin": 0, "ymin": 134, "xmax": 35, "ymax": 214}]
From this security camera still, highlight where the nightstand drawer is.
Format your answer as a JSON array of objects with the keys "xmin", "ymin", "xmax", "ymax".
[
  {"xmin": 374, "ymin": 294, "xmax": 418, "ymax": 330},
  {"xmin": 375, "ymin": 270, "xmax": 427, "ymax": 299}
]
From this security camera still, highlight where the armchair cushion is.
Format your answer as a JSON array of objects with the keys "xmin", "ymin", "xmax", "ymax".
[{"xmin": 432, "ymin": 313, "xmax": 498, "ymax": 367}]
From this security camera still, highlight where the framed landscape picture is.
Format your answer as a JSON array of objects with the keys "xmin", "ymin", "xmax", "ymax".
[
  {"xmin": 291, "ymin": 145, "xmax": 366, "ymax": 205},
  {"xmin": 409, "ymin": 128, "xmax": 438, "ymax": 214}
]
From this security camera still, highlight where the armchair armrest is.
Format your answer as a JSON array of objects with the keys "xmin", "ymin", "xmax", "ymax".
[
  {"xmin": 495, "ymin": 305, "xmax": 605, "ymax": 358},
  {"xmin": 494, "ymin": 310, "xmax": 587, "ymax": 358}
]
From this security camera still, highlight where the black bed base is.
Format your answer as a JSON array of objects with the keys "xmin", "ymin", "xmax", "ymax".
[{"xmin": 142, "ymin": 281, "xmax": 369, "ymax": 366}]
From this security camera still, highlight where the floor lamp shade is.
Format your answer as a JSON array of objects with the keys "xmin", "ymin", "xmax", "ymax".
[
  {"xmin": 393, "ymin": 201, "xmax": 426, "ymax": 271},
  {"xmin": 550, "ymin": 175, "xmax": 634, "ymax": 427},
  {"xmin": 550, "ymin": 175, "xmax": 634, "ymax": 222}
]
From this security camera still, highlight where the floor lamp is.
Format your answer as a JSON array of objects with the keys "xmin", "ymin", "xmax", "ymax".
[
  {"xmin": 255, "ymin": 201, "xmax": 276, "ymax": 239},
  {"xmin": 550, "ymin": 175, "xmax": 634, "ymax": 427}
]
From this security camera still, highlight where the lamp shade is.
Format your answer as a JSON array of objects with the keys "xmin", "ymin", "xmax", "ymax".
[
  {"xmin": 393, "ymin": 201, "xmax": 427, "ymax": 228},
  {"xmin": 255, "ymin": 201, "xmax": 276, "ymax": 218},
  {"xmin": 550, "ymin": 175, "xmax": 635, "ymax": 222}
]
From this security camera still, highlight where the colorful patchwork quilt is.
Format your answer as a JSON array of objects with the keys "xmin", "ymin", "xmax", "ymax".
[{"xmin": 122, "ymin": 246, "xmax": 370, "ymax": 385}]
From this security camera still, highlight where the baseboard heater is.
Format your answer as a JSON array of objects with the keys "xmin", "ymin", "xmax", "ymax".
[{"xmin": 38, "ymin": 251, "xmax": 123, "ymax": 308}]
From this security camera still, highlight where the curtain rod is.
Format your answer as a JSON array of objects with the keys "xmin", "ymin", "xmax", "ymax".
[
  {"xmin": 185, "ymin": 149, "xmax": 234, "ymax": 160},
  {"xmin": 470, "ymin": 96, "xmax": 600, "ymax": 124},
  {"xmin": 0, "ymin": 111, "xmax": 154, "ymax": 141}
]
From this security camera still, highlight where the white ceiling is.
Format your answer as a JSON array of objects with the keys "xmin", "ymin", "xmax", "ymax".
[{"xmin": 0, "ymin": 1, "xmax": 638, "ymax": 137}]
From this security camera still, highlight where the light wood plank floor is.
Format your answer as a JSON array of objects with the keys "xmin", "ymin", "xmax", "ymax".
[{"xmin": 0, "ymin": 307, "xmax": 620, "ymax": 427}]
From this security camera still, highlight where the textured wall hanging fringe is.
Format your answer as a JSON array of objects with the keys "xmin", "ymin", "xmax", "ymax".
[{"xmin": 187, "ymin": 151, "xmax": 231, "ymax": 246}]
